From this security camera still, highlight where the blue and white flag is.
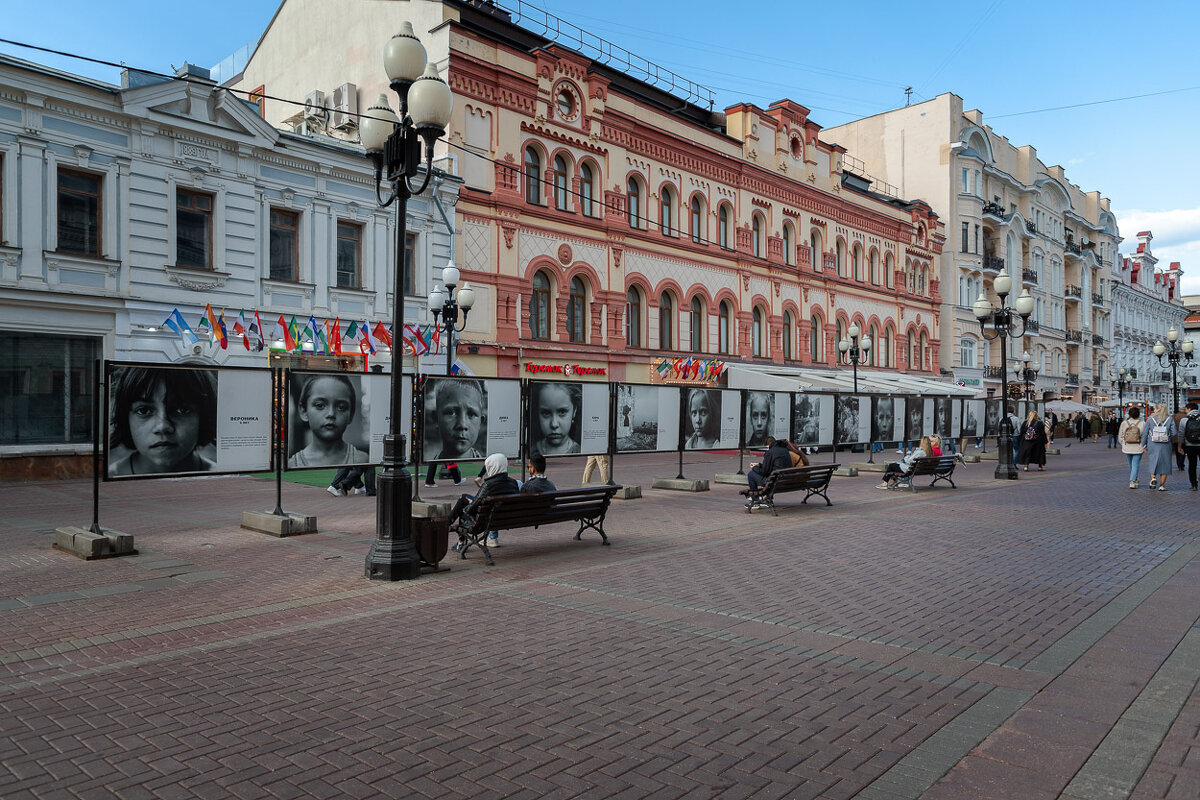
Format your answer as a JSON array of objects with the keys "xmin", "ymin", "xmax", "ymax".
[{"xmin": 163, "ymin": 308, "xmax": 200, "ymax": 347}]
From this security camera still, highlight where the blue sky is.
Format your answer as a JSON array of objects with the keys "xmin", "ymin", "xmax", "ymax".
[{"xmin": 5, "ymin": 0, "xmax": 1199, "ymax": 292}]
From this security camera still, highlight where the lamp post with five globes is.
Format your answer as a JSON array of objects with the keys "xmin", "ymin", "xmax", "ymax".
[
  {"xmin": 837, "ymin": 323, "xmax": 871, "ymax": 394},
  {"xmin": 427, "ymin": 265, "xmax": 475, "ymax": 376},
  {"xmin": 1152, "ymin": 327, "xmax": 1195, "ymax": 413},
  {"xmin": 973, "ymin": 269, "xmax": 1034, "ymax": 480},
  {"xmin": 1013, "ymin": 351, "xmax": 1040, "ymax": 402}
]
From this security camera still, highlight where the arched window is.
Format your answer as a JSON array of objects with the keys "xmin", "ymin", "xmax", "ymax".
[
  {"xmin": 960, "ymin": 337, "xmax": 976, "ymax": 368},
  {"xmin": 869, "ymin": 250, "xmax": 879, "ymax": 284},
  {"xmin": 627, "ymin": 177, "xmax": 641, "ymax": 228},
  {"xmin": 524, "ymin": 147, "xmax": 541, "ymax": 204},
  {"xmin": 690, "ymin": 197, "xmax": 703, "ymax": 244},
  {"xmin": 718, "ymin": 301, "xmax": 731, "ymax": 354},
  {"xmin": 885, "ymin": 253, "xmax": 894, "ymax": 288},
  {"xmin": 568, "ymin": 277, "xmax": 586, "ymax": 343},
  {"xmin": 880, "ymin": 328, "xmax": 892, "ymax": 368},
  {"xmin": 658, "ymin": 292, "xmax": 675, "ymax": 350},
  {"xmin": 836, "ymin": 319, "xmax": 847, "ymax": 355},
  {"xmin": 782, "ymin": 223, "xmax": 793, "ymax": 266},
  {"xmin": 852, "ymin": 244, "xmax": 862, "ymax": 280},
  {"xmin": 810, "ymin": 230, "xmax": 823, "ymax": 270},
  {"xmin": 530, "ymin": 271, "xmax": 551, "ymax": 339},
  {"xmin": 752, "ymin": 307, "xmax": 764, "ymax": 357},
  {"xmin": 752, "ymin": 214, "xmax": 763, "ymax": 258},
  {"xmin": 626, "ymin": 287, "xmax": 642, "ymax": 348},
  {"xmin": 810, "ymin": 315, "xmax": 823, "ymax": 361},
  {"xmin": 553, "ymin": 155, "xmax": 569, "ymax": 211},
  {"xmin": 689, "ymin": 296, "xmax": 705, "ymax": 352},
  {"xmin": 579, "ymin": 163, "xmax": 595, "ymax": 217},
  {"xmin": 836, "ymin": 239, "xmax": 847, "ymax": 276},
  {"xmin": 868, "ymin": 324, "xmax": 879, "ymax": 366},
  {"xmin": 782, "ymin": 311, "xmax": 794, "ymax": 359},
  {"xmin": 660, "ymin": 186, "xmax": 674, "ymax": 236},
  {"xmin": 718, "ymin": 205, "xmax": 731, "ymax": 249}
]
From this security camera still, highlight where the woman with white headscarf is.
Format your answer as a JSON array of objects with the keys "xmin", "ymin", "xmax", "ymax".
[{"xmin": 447, "ymin": 453, "xmax": 519, "ymax": 531}]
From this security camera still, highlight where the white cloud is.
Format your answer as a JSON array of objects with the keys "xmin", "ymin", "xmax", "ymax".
[{"xmin": 1115, "ymin": 207, "xmax": 1200, "ymax": 295}]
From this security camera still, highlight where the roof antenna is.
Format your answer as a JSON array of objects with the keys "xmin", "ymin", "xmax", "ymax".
[{"xmin": 904, "ymin": 87, "xmax": 913, "ymax": 107}]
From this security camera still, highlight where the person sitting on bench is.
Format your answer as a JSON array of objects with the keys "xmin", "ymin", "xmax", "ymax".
[
  {"xmin": 745, "ymin": 436, "xmax": 792, "ymax": 508},
  {"xmin": 448, "ymin": 453, "xmax": 519, "ymax": 538},
  {"xmin": 521, "ymin": 454, "xmax": 556, "ymax": 494},
  {"xmin": 878, "ymin": 436, "xmax": 934, "ymax": 489}
]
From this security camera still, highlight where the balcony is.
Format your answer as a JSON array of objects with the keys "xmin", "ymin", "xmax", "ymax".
[
  {"xmin": 1065, "ymin": 285, "xmax": 1082, "ymax": 301},
  {"xmin": 1025, "ymin": 319, "xmax": 1040, "ymax": 333},
  {"xmin": 983, "ymin": 254, "xmax": 1005, "ymax": 273},
  {"xmin": 1092, "ymin": 292, "xmax": 1105, "ymax": 306},
  {"xmin": 1022, "ymin": 268, "xmax": 1038, "ymax": 285},
  {"xmin": 1092, "ymin": 333, "xmax": 1105, "ymax": 346},
  {"xmin": 983, "ymin": 365, "xmax": 1004, "ymax": 378},
  {"xmin": 1066, "ymin": 373, "xmax": 1080, "ymax": 385},
  {"xmin": 1025, "ymin": 220, "xmax": 1038, "ymax": 235},
  {"xmin": 982, "ymin": 202, "xmax": 1008, "ymax": 221},
  {"xmin": 1066, "ymin": 329, "xmax": 1084, "ymax": 343},
  {"xmin": 1064, "ymin": 236, "xmax": 1084, "ymax": 259}
]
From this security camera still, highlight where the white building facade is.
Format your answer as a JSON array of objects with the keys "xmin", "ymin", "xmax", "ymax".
[
  {"xmin": 0, "ymin": 55, "xmax": 458, "ymax": 477},
  {"xmin": 1109, "ymin": 231, "xmax": 1191, "ymax": 407}
]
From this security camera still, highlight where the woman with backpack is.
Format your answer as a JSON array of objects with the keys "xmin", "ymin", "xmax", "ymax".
[
  {"xmin": 1141, "ymin": 404, "xmax": 1177, "ymax": 492},
  {"xmin": 1119, "ymin": 407, "xmax": 1146, "ymax": 489},
  {"xmin": 1016, "ymin": 410, "xmax": 1048, "ymax": 471}
]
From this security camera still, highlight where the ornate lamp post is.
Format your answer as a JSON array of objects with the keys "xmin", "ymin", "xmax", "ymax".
[
  {"xmin": 1110, "ymin": 367, "xmax": 1131, "ymax": 410},
  {"xmin": 837, "ymin": 323, "xmax": 871, "ymax": 393},
  {"xmin": 427, "ymin": 264, "xmax": 475, "ymax": 376},
  {"xmin": 359, "ymin": 22, "xmax": 453, "ymax": 581},
  {"xmin": 973, "ymin": 269, "xmax": 1034, "ymax": 480},
  {"xmin": 1152, "ymin": 326, "xmax": 1195, "ymax": 413},
  {"xmin": 1013, "ymin": 351, "xmax": 1040, "ymax": 401}
]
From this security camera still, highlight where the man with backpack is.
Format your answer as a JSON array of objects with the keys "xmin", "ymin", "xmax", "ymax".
[{"xmin": 1181, "ymin": 402, "xmax": 1200, "ymax": 492}]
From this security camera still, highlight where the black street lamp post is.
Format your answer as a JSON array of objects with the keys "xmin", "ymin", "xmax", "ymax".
[
  {"xmin": 427, "ymin": 265, "xmax": 475, "ymax": 376},
  {"xmin": 1152, "ymin": 327, "xmax": 1195, "ymax": 413},
  {"xmin": 360, "ymin": 23, "xmax": 454, "ymax": 581},
  {"xmin": 1110, "ymin": 367, "xmax": 1131, "ymax": 410},
  {"xmin": 973, "ymin": 269, "xmax": 1034, "ymax": 480},
  {"xmin": 1013, "ymin": 350, "xmax": 1040, "ymax": 401},
  {"xmin": 837, "ymin": 323, "xmax": 872, "ymax": 394}
]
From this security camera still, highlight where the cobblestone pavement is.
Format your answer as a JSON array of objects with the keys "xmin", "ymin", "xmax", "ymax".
[{"xmin": 1, "ymin": 442, "xmax": 1198, "ymax": 799}]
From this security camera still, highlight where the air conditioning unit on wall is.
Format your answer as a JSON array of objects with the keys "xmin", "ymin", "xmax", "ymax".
[
  {"xmin": 303, "ymin": 90, "xmax": 327, "ymax": 122},
  {"xmin": 331, "ymin": 83, "xmax": 358, "ymax": 130}
]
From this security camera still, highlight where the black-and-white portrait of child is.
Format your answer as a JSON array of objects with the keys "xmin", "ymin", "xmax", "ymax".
[
  {"xmin": 108, "ymin": 365, "xmax": 218, "ymax": 477},
  {"xmin": 793, "ymin": 394, "xmax": 822, "ymax": 446},
  {"xmin": 529, "ymin": 381, "xmax": 581, "ymax": 457},
  {"xmin": 287, "ymin": 373, "xmax": 370, "ymax": 468},
  {"xmin": 872, "ymin": 396, "xmax": 895, "ymax": 442},
  {"xmin": 835, "ymin": 395, "xmax": 861, "ymax": 444},
  {"xmin": 424, "ymin": 377, "xmax": 488, "ymax": 462},
  {"xmin": 904, "ymin": 397, "xmax": 923, "ymax": 442},
  {"xmin": 984, "ymin": 399, "xmax": 1001, "ymax": 436},
  {"xmin": 961, "ymin": 400, "xmax": 980, "ymax": 437},
  {"xmin": 684, "ymin": 388, "xmax": 720, "ymax": 450},
  {"xmin": 934, "ymin": 397, "xmax": 951, "ymax": 437},
  {"xmin": 744, "ymin": 392, "xmax": 774, "ymax": 448}
]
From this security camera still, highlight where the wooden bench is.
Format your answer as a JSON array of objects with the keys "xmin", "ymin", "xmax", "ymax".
[
  {"xmin": 896, "ymin": 455, "xmax": 960, "ymax": 493},
  {"xmin": 452, "ymin": 485, "xmax": 622, "ymax": 565},
  {"xmin": 739, "ymin": 464, "xmax": 838, "ymax": 515}
]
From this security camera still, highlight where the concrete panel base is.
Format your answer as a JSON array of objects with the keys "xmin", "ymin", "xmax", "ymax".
[
  {"xmin": 847, "ymin": 462, "xmax": 886, "ymax": 472},
  {"xmin": 53, "ymin": 526, "xmax": 137, "ymax": 560},
  {"xmin": 241, "ymin": 511, "xmax": 318, "ymax": 537},
  {"xmin": 1046, "ymin": 448, "xmax": 1062, "ymax": 456},
  {"xmin": 583, "ymin": 483, "xmax": 643, "ymax": 499},
  {"xmin": 413, "ymin": 501, "xmax": 451, "ymax": 518},
  {"xmin": 833, "ymin": 466, "xmax": 859, "ymax": 477},
  {"xmin": 651, "ymin": 477, "xmax": 710, "ymax": 492},
  {"xmin": 962, "ymin": 454, "xmax": 982, "ymax": 463},
  {"xmin": 979, "ymin": 451, "xmax": 998, "ymax": 461},
  {"xmin": 713, "ymin": 472, "xmax": 749, "ymax": 485}
]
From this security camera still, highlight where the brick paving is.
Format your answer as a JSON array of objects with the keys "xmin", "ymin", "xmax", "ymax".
[{"xmin": 0, "ymin": 442, "xmax": 1198, "ymax": 798}]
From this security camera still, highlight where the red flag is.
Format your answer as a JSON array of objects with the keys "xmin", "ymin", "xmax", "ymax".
[
  {"xmin": 276, "ymin": 314, "xmax": 296, "ymax": 351},
  {"xmin": 330, "ymin": 318, "xmax": 343, "ymax": 354},
  {"xmin": 372, "ymin": 321, "xmax": 392, "ymax": 348}
]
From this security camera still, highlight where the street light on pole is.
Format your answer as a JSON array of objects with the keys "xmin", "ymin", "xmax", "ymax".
[
  {"xmin": 359, "ymin": 22, "xmax": 453, "ymax": 581},
  {"xmin": 1152, "ymin": 326, "xmax": 1195, "ymax": 413},
  {"xmin": 428, "ymin": 263, "xmax": 475, "ymax": 376},
  {"xmin": 973, "ymin": 269, "xmax": 1034, "ymax": 480},
  {"xmin": 1110, "ymin": 367, "xmax": 1131, "ymax": 410},
  {"xmin": 1013, "ymin": 350, "xmax": 1040, "ymax": 402},
  {"xmin": 837, "ymin": 323, "xmax": 871, "ymax": 394}
]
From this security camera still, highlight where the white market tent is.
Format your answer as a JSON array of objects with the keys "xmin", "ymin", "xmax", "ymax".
[
  {"xmin": 725, "ymin": 363, "xmax": 975, "ymax": 397},
  {"xmin": 1046, "ymin": 399, "xmax": 1099, "ymax": 414}
]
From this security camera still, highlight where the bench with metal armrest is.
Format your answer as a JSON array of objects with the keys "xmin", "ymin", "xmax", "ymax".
[{"xmin": 739, "ymin": 464, "xmax": 839, "ymax": 515}]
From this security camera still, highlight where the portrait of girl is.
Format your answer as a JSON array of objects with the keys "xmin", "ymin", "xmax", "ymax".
[
  {"xmin": 685, "ymin": 388, "xmax": 720, "ymax": 450},
  {"xmin": 108, "ymin": 366, "xmax": 218, "ymax": 477},
  {"xmin": 744, "ymin": 392, "xmax": 773, "ymax": 447},
  {"xmin": 531, "ymin": 382, "xmax": 581, "ymax": 456},
  {"xmin": 288, "ymin": 374, "xmax": 369, "ymax": 468}
]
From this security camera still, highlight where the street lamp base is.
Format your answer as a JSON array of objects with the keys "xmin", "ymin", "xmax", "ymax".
[
  {"xmin": 365, "ymin": 436, "xmax": 422, "ymax": 581},
  {"xmin": 994, "ymin": 421, "xmax": 1020, "ymax": 480}
]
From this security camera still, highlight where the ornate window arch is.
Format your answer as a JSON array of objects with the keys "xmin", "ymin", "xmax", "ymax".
[
  {"xmin": 530, "ymin": 270, "xmax": 552, "ymax": 339},
  {"xmin": 718, "ymin": 300, "xmax": 732, "ymax": 354},
  {"xmin": 690, "ymin": 195, "xmax": 704, "ymax": 244},
  {"xmin": 626, "ymin": 285, "xmax": 644, "ymax": 347},
  {"xmin": 567, "ymin": 276, "xmax": 587, "ymax": 343},
  {"xmin": 553, "ymin": 154, "xmax": 570, "ymax": 211},
  {"xmin": 689, "ymin": 295, "xmax": 706, "ymax": 352},
  {"xmin": 659, "ymin": 290, "xmax": 675, "ymax": 350},
  {"xmin": 752, "ymin": 213, "xmax": 765, "ymax": 258},
  {"xmin": 852, "ymin": 243, "xmax": 863, "ymax": 281},
  {"xmin": 782, "ymin": 221, "xmax": 794, "ymax": 266},
  {"xmin": 718, "ymin": 204, "xmax": 732, "ymax": 249},
  {"xmin": 524, "ymin": 146, "xmax": 542, "ymax": 205},
  {"xmin": 836, "ymin": 239, "xmax": 847, "ymax": 277},
  {"xmin": 810, "ymin": 312, "xmax": 824, "ymax": 362},
  {"xmin": 752, "ymin": 306, "xmax": 765, "ymax": 356},
  {"xmin": 627, "ymin": 176, "xmax": 643, "ymax": 229},
  {"xmin": 579, "ymin": 161, "xmax": 596, "ymax": 217},
  {"xmin": 660, "ymin": 185, "xmax": 675, "ymax": 236}
]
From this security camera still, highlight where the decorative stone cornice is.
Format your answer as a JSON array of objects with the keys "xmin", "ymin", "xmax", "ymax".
[{"xmin": 164, "ymin": 264, "xmax": 230, "ymax": 291}]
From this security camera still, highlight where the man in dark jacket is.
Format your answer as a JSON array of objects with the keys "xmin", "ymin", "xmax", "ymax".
[
  {"xmin": 745, "ymin": 436, "xmax": 792, "ymax": 507},
  {"xmin": 1181, "ymin": 402, "xmax": 1200, "ymax": 491},
  {"xmin": 521, "ymin": 454, "xmax": 556, "ymax": 494}
]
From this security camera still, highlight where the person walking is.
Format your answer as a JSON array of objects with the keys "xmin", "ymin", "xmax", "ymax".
[
  {"xmin": 1047, "ymin": 410, "xmax": 1058, "ymax": 445},
  {"xmin": 1089, "ymin": 412, "xmax": 1103, "ymax": 443},
  {"xmin": 1075, "ymin": 413, "xmax": 1088, "ymax": 443},
  {"xmin": 1171, "ymin": 407, "xmax": 1189, "ymax": 471},
  {"xmin": 1119, "ymin": 407, "xmax": 1146, "ymax": 489},
  {"xmin": 1016, "ymin": 410, "xmax": 1048, "ymax": 471},
  {"xmin": 1179, "ymin": 402, "xmax": 1200, "ymax": 491},
  {"xmin": 581, "ymin": 453, "xmax": 610, "ymax": 485},
  {"xmin": 1142, "ymin": 404, "xmax": 1177, "ymax": 492},
  {"xmin": 1105, "ymin": 412, "xmax": 1120, "ymax": 448}
]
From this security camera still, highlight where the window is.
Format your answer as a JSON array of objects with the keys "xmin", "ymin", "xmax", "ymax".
[
  {"xmin": 57, "ymin": 169, "xmax": 102, "ymax": 256},
  {"xmin": 0, "ymin": 333, "xmax": 99, "ymax": 446},
  {"xmin": 782, "ymin": 312, "xmax": 794, "ymax": 359},
  {"xmin": 782, "ymin": 223, "xmax": 793, "ymax": 266},
  {"xmin": 885, "ymin": 253, "xmax": 894, "ymax": 288},
  {"xmin": 868, "ymin": 325, "xmax": 879, "ymax": 366},
  {"xmin": 627, "ymin": 178, "xmax": 641, "ymax": 228},
  {"xmin": 852, "ymin": 244, "xmax": 862, "ymax": 280},
  {"xmin": 752, "ymin": 307, "xmax": 764, "ymax": 357},
  {"xmin": 836, "ymin": 240, "xmax": 846, "ymax": 276},
  {"xmin": 530, "ymin": 271, "xmax": 551, "ymax": 339},
  {"xmin": 870, "ymin": 250, "xmax": 879, "ymax": 284},
  {"xmin": 690, "ymin": 197, "xmax": 703, "ymax": 244},
  {"xmin": 335, "ymin": 221, "xmax": 362, "ymax": 288},
  {"xmin": 553, "ymin": 155, "xmax": 569, "ymax": 211},
  {"xmin": 961, "ymin": 222, "xmax": 970, "ymax": 253},
  {"xmin": 524, "ymin": 147, "xmax": 541, "ymax": 204},
  {"xmin": 689, "ymin": 296, "xmax": 705, "ymax": 352},
  {"xmin": 556, "ymin": 89, "xmax": 574, "ymax": 118},
  {"xmin": 974, "ymin": 224, "xmax": 981, "ymax": 254},
  {"xmin": 961, "ymin": 168, "xmax": 969, "ymax": 194},
  {"xmin": 718, "ymin": 205, "xmax": 731, "ymax": 249},
  {"xmin": 177, "ymin": 189, "xmax": 213, "ymax": 269},
  {"xmin": 580, "ymin": 163, "xmax": 595, "ymax": 217},
  {"xmin": 810, "ymin": 316, "xmax": 823, "ymax": 361},
  {"xmin": 568, "ymin": 277, "xmax": 586, "ymax": 343},
  {"xmin": 880, "ymin": 329, "xmax": 892, "ymax": 368},
  {"xmin": 269, "ymin": 209, "xmax": 299, "ymax": 281},
  {"xmin": 960, "ymin": 338, "xmax": 976, "ymax": 369},
  {"xmin": 659, "ymin": 292, "xmax": 674, "ymax": 349},
  {"xmin": 752, "ymin": 215, "xmax": 763, "ymax": 258},
  {"xmin": 626, "ymin": 287, "xmax": 642, "ymax": 347},
  {"xmin": 660, "ymin": 186, "xmax": 674, "ymax": 236},
  {"xmin": 810, "ymin": 230, "xmax": 823, "ymax": 270},
  {"xmin": 403, "ymin": 233, "xmax": 416, "ymax": 296},
  {"xmin": 718, "ymin": 301, "xmax": 731, "ymax": 354}
]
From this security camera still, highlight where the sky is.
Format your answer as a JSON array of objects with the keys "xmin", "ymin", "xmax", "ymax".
[{"xmin": 5, "ymin": 0, "xmax": 1200, "ymax": 293}]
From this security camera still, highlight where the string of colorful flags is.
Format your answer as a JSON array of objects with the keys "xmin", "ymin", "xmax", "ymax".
[
  {"xmin": 654, "ymin": 356, "xmax": 726, "ymax": 382},
  {"xmin": 161, "ymin": 306, "xmax": 444, "ymax": 359}
]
